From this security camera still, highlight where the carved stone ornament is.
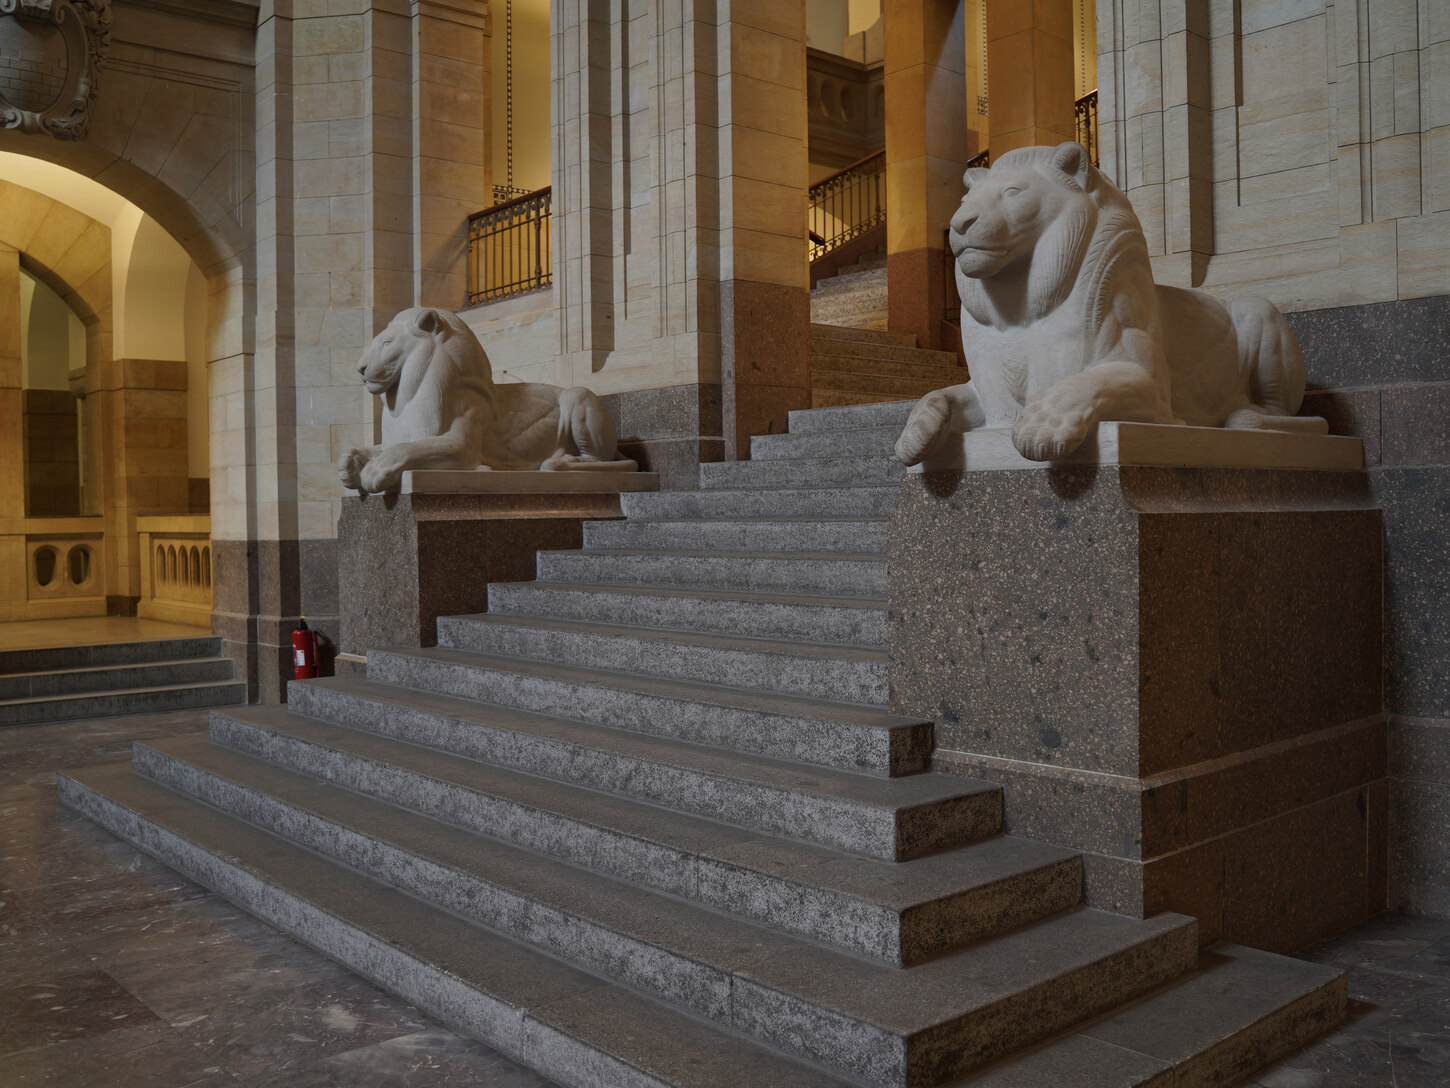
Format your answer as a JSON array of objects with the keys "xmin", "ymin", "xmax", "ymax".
[
  {"xmin": 0, "ymin": 0, "xmax": 112, "ymax": 139},
  {"xmin": 339, "ymin": 308, "xmax": 640, "ymax": 494},
  {"xmin": 894, "ymin": 141, "xmax": 1330, "ymax": 467}
]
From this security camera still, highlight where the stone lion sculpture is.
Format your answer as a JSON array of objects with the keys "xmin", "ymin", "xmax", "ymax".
[
  {"xmin": 338, "ymin": 307, "xmax": 637, "ymax": 494},
  {"xmin": 894, "ymin": 142, "xmax": 1326, "ymax": 466}
]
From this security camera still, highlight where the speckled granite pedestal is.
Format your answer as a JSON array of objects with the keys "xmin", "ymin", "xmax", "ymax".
[
  {"xmin": 891, "ymin": 425, "xmax": 1385, "ymax": 954},
  {"xmin": 338, "ymin": 470, "xmax": 656, "ymax": 666}
]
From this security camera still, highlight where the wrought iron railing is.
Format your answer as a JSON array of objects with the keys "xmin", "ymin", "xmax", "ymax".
[
  {"xmin": 467, "ymin": 186, "xmax": 552, "ymax": 305},
  {"xmin": 966, "ymin": 148, "xmax": 990, "ymax": 169},
  {"xmin": 1075, "ymin": 89, "xmax": 1098, "ymax": 166},
  {"xmin": 808, "ymin": 150, "xmax": 885, "ymax": 262}
]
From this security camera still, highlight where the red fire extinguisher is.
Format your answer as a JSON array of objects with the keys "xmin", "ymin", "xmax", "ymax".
[{"xmin": 292, "ymin": 617, "xmax": 320, "ymax": 680}]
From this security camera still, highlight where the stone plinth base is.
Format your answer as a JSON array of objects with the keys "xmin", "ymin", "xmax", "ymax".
[
  {"xmin": 890, "ymin": 451, "xmax": 1385, "ymax": 954},
  {"xmin": 338, "ymin": 490, "xmax": 625, "ymax": 657}
]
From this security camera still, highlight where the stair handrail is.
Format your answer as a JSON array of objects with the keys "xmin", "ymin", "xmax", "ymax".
[{"xmin": 808, "ymin": 149, "xmax": 886, "ymax": 263}]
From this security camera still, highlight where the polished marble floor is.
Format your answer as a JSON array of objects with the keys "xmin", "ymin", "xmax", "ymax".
[
  {"xmin": 0, "ymin": 617, "xmax": 210, "ymax": 653},
  {"xmin": 2, "ymin": 709, "xmax": 1447, "ymax": 1087}
]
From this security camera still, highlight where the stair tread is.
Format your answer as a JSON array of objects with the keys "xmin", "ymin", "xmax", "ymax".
[
  {"xmin": 0, "ymin": 677, "xmax": 245, "ymax": 708},
  {"xmin": 216, "ymin": 698, "xmax": 1063, "ymax": 911},
  {"xmin": 368, "ymin": 645, "xmax": 915, "ymax": 735},
  {"xmin": 495, "ymin": 579, "xmax": 888, "ymax": 609},
  {"xmin": 964, "ymin": 944, "xmax": 1344, "ymax": 1086},
  {"xmin": 61, "ymin": 764, "xmax": 854, "ymax": 1088},
  {"xmin": 280, "ymin": 678, "xmax": 973, "ymax": 809},
  {"xmin": 442, "ymin": 613, "xmax": 888, "ymax": 661},
  {"xmin": 142, "ymin": 735, "xmax": 1077, "ymax": 979},
  {"xmin": 64, "ymin": 760, "xmax": 1193, "ymax": 1045},
  {"xmin": 0, "ymin": 656, "xmax": 235, "ymax": 682}
]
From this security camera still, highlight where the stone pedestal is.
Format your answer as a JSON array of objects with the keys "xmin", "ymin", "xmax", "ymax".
[
  {"xmin": 890, "ymin": 427, "xmax": 1385, "ymax": 954},
  {"xmin": 338, "ymin": 472, "xmax": 654, "ymax": 663}
]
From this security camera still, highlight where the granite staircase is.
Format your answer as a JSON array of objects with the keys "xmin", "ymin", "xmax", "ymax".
[
  {"xmin": 0, "ymin": 634, "xmax": 244, "ymax": 727},
  {"xmin": 61, "ymin": 400, "xmax": 1344, "ymax": 1087},
  {"xmin": 810, "ymin": 325, "xmax": 965, "ymax": 410},
  {"xmin": 811, "ymin": 253, "xmax": 889, "ymax": 331}
]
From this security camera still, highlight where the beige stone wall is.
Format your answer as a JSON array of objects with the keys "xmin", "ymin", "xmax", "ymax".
[{"xmin": 1098, "ymin": 0, "xmax": 1450, "ymax": 310}]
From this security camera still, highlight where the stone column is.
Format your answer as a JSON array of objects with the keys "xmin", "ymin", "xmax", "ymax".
[
  {"xmin": 883, "ymin": 0, "xmax": 969, "ymax": 351},
  {"xmin": 0, "ymin": 245, "xmax": 24, "ymax": 615},
  {"xmin": 716, "ymin": 2, "xmax": 812, "ymax": 458},
  {"xmin": 985, "ymin": 0, "xmax": 1075, "ymax": 156},
  {"xmin": 412, "ymin": 0, "xmax": 490, "ymax": 307},
  {"xmin": 0, "ymin": 245, "xmax": 23, "ymax": 517}
]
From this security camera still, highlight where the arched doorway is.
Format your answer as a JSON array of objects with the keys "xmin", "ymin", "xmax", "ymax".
[{"xmin": 0, "ymin": 158, "xmax": 212, "ymax": 627}]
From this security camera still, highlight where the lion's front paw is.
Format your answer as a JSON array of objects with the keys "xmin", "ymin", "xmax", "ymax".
[
  {"xmin": 1012, "ymin": 398, "xmax": 1093, "ymax": 461},
  {"xmin": 895, "ymin": 391, "xmax": 955, "ymax": 466},
  {"xmin": 338, "ymin": 449, "xmax": 368, "ymax": 489},
  {"xmin": 359, "ymin": 450, "xmax": 406, "ymax": 493}
]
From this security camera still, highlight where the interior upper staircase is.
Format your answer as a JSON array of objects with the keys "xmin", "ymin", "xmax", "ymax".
[
  {"xmin": 1, "ymin": 635, "xmax": 244, "ymax": 727},
  {"xmin": 61, "ymin": 399, "xmax": 1345, "ymax": 1087},
  {"xmin": 810, "ymin": 324, "xmax": 964, "ymax": 410}
]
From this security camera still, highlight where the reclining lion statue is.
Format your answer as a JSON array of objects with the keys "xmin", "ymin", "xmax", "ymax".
[
  {"xmin": 894, "ymin": 141, "xmax": 1326, "ymax": 466},
  {"xmin": 339, "ymin": 307, "xmax": 636, "ymax": 494}
]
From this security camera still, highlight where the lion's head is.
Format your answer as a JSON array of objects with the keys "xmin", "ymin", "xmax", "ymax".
[
  {"xmin": 949, "ymin": 141, "xmax": 1141, "ymax": 324},
  {"xmin": 356, "ymin": 307, "xmax": 493, "ymax": 405}
]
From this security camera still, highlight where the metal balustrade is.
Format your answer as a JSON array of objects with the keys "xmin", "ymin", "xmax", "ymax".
[
  {"xmin": 1075, "ymin": 89, "xmax": 1098, "ymax": 167},
  {"xmin": 808, "ymin": 150, "xmax": 886, "ymax": 263},
  {"xmin": 467, "ymin": 186, "xmax": 552, "ymax": 305}
]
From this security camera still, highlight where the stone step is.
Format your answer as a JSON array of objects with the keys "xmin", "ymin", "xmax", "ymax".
[
  {"xmin": 436, "ymin": 613, "xmax": 888, "ymax": 703},
  {"xmin": 812, "ymin": 389, "xmax": 914, "ymax": 409},
  {"xmin": 621, "ymin": 485, "xmax": 899, "ymax": 520},
  {"xmin": 750, "ymin": 426, "xmax": 900, "ymax": 462},
  {"xmin": 0, "ymin": 656, "xmax": 237, "ymax": 701},
  {"xmin": 810, "ymin": 323, "xmax": 915, "ymax": 348},
  {"xmin": 810, "ymin": 303, "xmax": 888, "ymax": 333},
  {"xmin": 146, "ymin": 723, "xmax": 1066, "ymax": 964},
  {"xmin": 960, "ymin": 944, "xmax": 1344, "ymax": 1086},
  {"xmin": 0, "ymin": 678, "xmax": 246, "ymax": 727},
  {"xmin": 699, "ymin": 454, "xmax": 905, "ymax": 490},
  {"xmin": 62, "ymin": 764, "xmax": 1200, "ymax": 1088},
  {"xmin": 811, "ymin": 336, "xmax": 958, "ymax": 368},
  {"xmin": 361, "ymin": 646, "xmax": 930, "ymax": 779},
  {"xmin": 485, "ymin": 581, "xmax": 888, "ymax": 646},
  {"xmin": 813, "ymin": 351, "xmax": 964, "ymax": 386},
  {"xmin": 534, "ymin": 547, "xmax": 888, "ymax": 596},
  {"xmin": 812, "ymin": 371, "xmax": 958, "ymax": 398},
  {"xmin": 787, "ymin": 400, "xmax": 916, "ymax": 434},
  {"xmin": 219, "ymin": 694, "xmax": 994, "ymax": 864},
  {"xmin": 810, "ymin": 264, "xmax": 887, "ymax": 297},
  {"xmin": 59, "ymin": 766, "xmax": 857, "ymax": 1088},
  {"xmin": 0, "ymin": 635, "xmax": 223, "ymax": 675},
  {"xmin": 582, "ymin": 516, "xmax": 887, "ymax": 555}
]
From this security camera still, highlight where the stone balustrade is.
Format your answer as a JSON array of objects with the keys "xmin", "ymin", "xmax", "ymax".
[{"xmin": 137, "ymin": 516, "xmax": 212, "ymax": 627}]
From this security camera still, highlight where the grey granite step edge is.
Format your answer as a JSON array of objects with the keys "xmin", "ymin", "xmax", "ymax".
[
  {"xmin": 135, "ymin": 736, "xmax": 1073, "ymax": 1027},
  {"xmin": 698, "ymin": 456, "xmax": 905, "ymax": 490},
  {"xmin": 0, "ymin": 636, "xmax": 222, "ymax": 675},
  {"xmin": 62, "ymin": 765, "xmax": 1199, "ymax": 1087},
  {"xmin": 202, "ymin": 703, "xmax": 1069, "ymax": 964},
  {"xmin": 484, "ymin": 582, "xmax": 888, "ymax": 647},
  {"xmin": 619, "ymin": 486, "xmax": 899, "ymax": 520},
  {"xmin": 786, "ymin": 401, "xmax": 916, "ymax": 435},
  {"xmin": 0, "ymin": 657, "xmax": 236, "ymax": 700},
  {"xmin": 960, "ymin": 944, "xmax": 1345, "ymax": 1087},
  {"xmin": 226, "ymin": 695, "xmax": 998, "ymax": 863},
  {"xmin": 533, "ymin": 549, "xmax": 888, "ymax": 596},
  {"xmin": 582, "ymin": 517, "xmax": 888, "ymax": 556},
  {"xmin": 748, "ymin": 428, "xmax": 900, "ymax": 462},
  {"xmin": 363, "ymin": 646, "xmax": 928, "ymax": 778},
  {"xmin": 57, "ymin": 766, "xmax": 854, "ymax": 1088},
  {"xmin": 0, "ymin": 679, "xmax": 247, "ymax": 727},
  {"xmin": 435, "ymin": 614, "xmax": 888, "ymax": 704}
]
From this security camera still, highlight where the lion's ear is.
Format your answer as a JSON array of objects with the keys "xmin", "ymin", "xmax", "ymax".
[
  {"xmin": 410, "ymin": 308, "xmax": 448, "ymax": 338},
  {"xmin": 1052, "ymin": 142, "xmax": 1092, "ymax": 188},
  {"xmin": 962, "ymin": 167, "xmax": 990, "ymax": 191}
]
